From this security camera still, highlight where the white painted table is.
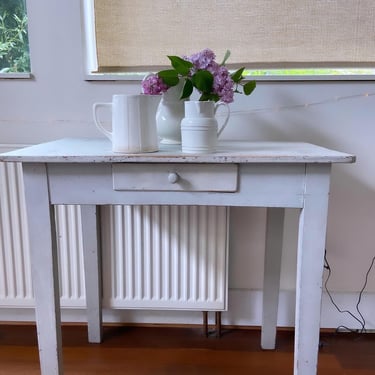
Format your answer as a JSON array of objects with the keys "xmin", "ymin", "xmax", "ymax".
[{"xmin": 0, "ymin": 138, "xmax": 355, "ymax": 375}]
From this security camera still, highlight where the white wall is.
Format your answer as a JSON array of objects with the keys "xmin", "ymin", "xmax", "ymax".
[{"xmin": 1, "ymin": 0, "xmax": 375, "ymax": 329}]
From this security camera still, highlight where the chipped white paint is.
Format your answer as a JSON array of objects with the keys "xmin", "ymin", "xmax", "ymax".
[{"xmin": 0, "ymin": 137, "xmax": 355, "ymax": 164}]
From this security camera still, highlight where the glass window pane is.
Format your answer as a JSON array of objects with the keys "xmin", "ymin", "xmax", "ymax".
[{"xmin": 0, "ymin": 0, "xmax": 30, "ymax": 73}]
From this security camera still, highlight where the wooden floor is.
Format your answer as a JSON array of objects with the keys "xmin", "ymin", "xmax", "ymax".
[{"xmin": 0, "ymin": 324, "xmax": 374, "ymax": 374}]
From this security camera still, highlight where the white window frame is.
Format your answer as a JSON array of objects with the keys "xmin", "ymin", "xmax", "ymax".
[
  {"xmin": 0, "ymin": 0, "xmax": 32, "ymax": 80},
  {"xmin": 81, "ymin": 0, "xmax": 375, "ymax": 82},
  {"xmin": 81, "ymin": 0, "xmax": 143, "ymax": 81}
]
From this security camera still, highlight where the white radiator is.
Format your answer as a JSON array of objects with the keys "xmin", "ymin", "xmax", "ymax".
[
  {"xmin": 101, "ymin": 205, "xmax": 229, "ymax": 310},
  {"xmin": 0, "ymin": 161, "xmax": 229, "ymax": 312},
  {"xmin": 0, "ymin": 162, "xmax": 33, "ymax": 307}
]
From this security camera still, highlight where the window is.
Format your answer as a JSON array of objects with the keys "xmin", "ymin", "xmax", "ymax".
[
  {"xmin": 83, "ymin": 0, "xmax": 375, "ymax": 80},
  {"xmin": 0, "ymin": 0, "xmax": 30, "ymax": 76}
]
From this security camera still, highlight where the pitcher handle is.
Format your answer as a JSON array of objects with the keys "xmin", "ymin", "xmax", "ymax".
[
  {"xmin": 93, "ymin": 102, "xmax": 112, "ymax": 140},
  {"xmin": 215, "ymin": 102, "xmax": 230, "ymax": 137}
]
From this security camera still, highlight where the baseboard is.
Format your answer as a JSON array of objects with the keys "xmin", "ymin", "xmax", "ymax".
[{"xmin": 1, "ymin": 289, "xmax": 374, "ymax": 331}]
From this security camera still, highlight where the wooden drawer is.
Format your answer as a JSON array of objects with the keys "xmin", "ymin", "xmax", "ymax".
[{"xmin": 112, "ymin": 163, "xmax": 238, "ymax": 192}]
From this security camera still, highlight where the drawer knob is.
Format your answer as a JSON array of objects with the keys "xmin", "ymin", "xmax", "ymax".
[{"xmin": 168, "ymin": 172, "xmax": 179, "ymax": 184}]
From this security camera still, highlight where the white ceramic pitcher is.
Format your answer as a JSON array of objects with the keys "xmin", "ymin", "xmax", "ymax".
[
  {"xmin": 93, "ymin": 94, "xmax": 160, "ymax": 153},
  {"xmin": 155, "ymin": 80, "xmax": 187, "ymax": 145},
  {"xmin": 181, "ymin": 101, "xmax": 230, "ymax": 153}
]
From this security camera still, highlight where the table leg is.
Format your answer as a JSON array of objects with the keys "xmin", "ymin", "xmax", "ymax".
[
  {"xmin": 215, "ymin": 311, "xmax": 222, "ymax": 338},
  {"xmin": 22, "ymin": 163, "xmax": 63, "ymax": 375},
  {"xmin": 261, "ymin": 208, "xmax": 284, "ymax": 349},
  {"xmin": 81, "ymin": 204, "xmax": 103, "ymax": 343},
  {"xmin": 202, "ymin": 311, "xmax": 208, "ymax": 337},
  {"xmin": 294, "ymin": 164, "xmax": 331, "ymax": 375}
]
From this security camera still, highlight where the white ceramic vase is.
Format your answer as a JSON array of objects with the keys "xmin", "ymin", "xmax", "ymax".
[{"xmin": 156, "ymin": 80, "xmax": 187, "ymax": 144}]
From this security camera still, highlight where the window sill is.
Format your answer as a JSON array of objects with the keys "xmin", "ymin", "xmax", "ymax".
[
  {"xmin": 0, "ymin": 72, "xmax": 32, "ymax": 79},
  {"xmin": 84, "ymin": 72, "xmax": 146, "ymax": 81},
  {"xmin": 84, "ymin": 72, "xmax": 375, "ymax": 82}
]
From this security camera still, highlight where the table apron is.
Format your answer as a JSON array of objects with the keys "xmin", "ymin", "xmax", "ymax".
[{"xmin": 46, "ymin": 163, "xmax": 309, "ymax": 208}]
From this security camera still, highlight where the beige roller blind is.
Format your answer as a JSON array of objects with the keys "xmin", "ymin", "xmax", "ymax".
[{"xmin": 94, "ymin": 0, "xmax": 375, "ymax": 72}]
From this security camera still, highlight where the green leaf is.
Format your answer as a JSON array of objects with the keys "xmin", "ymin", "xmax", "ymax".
[
  {"xmin": 231, "ymin": 67, "xmax": 245, "ymax": 83},
  {"xmin": 191, "ymin": 70, "xmax": 213, "ymax": 93},
  {"xmin": 199, "ymin": 93, "xmax": 211, "ymax": 101},
  {"xmin": 220, "ymin": 50, "xmax": 231, "ymax": 65},
  {"xmin": 181, "ymin": 79, "xmax": 193, "ymax": 99},
  {"xmin": 158, "ymin": 69, "xmax": 179, "ymax": 86},
  {"xmin": 199, "ymin": 93, "xmax": 220, "ymax": 102},
  {"xmin": 167, "ymin": 55, "xmax": 193, "ymax": 76},
  {"xmin": 243, "ymin": 80, "xmax": 256, "ymax": 95}
]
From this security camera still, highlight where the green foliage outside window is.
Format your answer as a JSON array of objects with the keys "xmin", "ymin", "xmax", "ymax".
[
  {"xmin": 0, "ymin": 0, "xmax": 30, "ymax": 73},
  {"xmin": 247, "ymin": 68, "xmax": 375, "ymax": 77}
]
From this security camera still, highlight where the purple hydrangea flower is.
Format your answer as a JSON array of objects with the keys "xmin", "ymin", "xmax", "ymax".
[
  {"xmin": 211, "ymin": 65, "xmax": 234, "ymax": 103},
  {"xmin": 185, "ymin": 48, "xmax": 216, "ymax": 71},
  {"xmin": 142, "ymin": 49, "xmax": 248, "ymax": 104},
  {"xmin": 185, "ymin": 49, "xmax": 235, "ymax": 103},
  {"xmin": 141, "ymin": 74, "xmax": 169, "ymax": 95}
]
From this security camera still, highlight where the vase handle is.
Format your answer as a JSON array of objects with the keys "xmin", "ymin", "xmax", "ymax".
[
  {"xmin": 215, "ymin": 102, "xmax": 230, "ymax": 137},
  {"xmin": 93, "ymin": 102, "xmax": 113, "ymax": 140}
]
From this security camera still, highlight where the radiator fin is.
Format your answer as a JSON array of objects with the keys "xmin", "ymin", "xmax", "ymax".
[{"xmin": 55, "ymin": 205, "xmax": 86, "ymax": 306}]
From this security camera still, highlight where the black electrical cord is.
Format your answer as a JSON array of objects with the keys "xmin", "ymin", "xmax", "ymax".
[{"xmin": 324, "ymin": 251, "xmax": 375, "ymax": 334}]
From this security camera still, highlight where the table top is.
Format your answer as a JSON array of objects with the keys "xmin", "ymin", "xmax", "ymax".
[{"xmin": 0, "ymin": 138, "xmax": 355, "ymax": 164}]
